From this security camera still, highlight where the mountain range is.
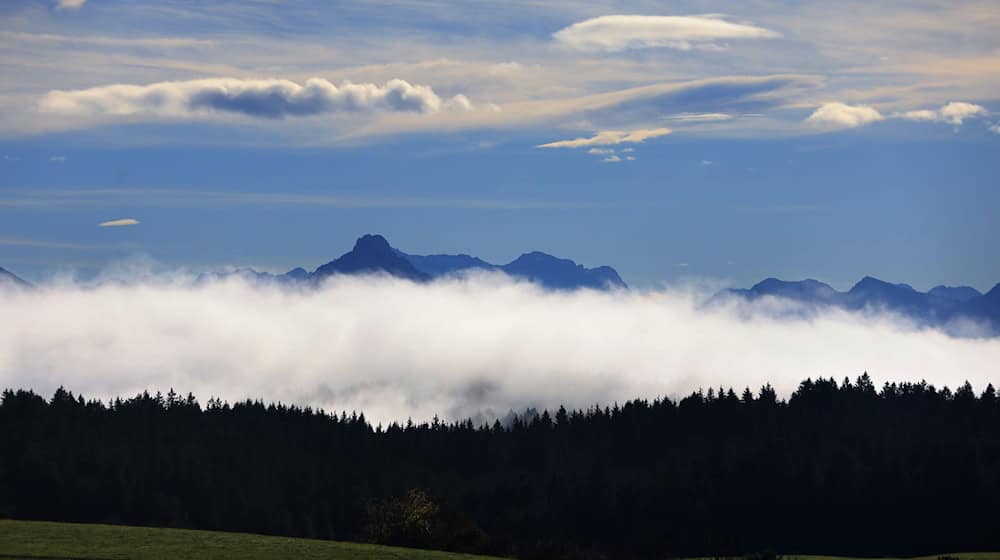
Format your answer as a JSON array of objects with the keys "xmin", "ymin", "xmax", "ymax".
[
  {"xmin": 194, "ymin": 233, "xmax": 627, "ymax": 291},
  {"xmin": 715, "ymin": 276, "xmax": 1000, "ymax": 336},
  {"xmin": 4, "ymin": 236, "xmax": 998, "ymax": 336}
]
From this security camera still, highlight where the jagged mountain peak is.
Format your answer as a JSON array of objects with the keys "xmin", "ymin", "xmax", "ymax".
[{"xmin": 312, "ymin": 234, "xmax": 428, "ymax": 282}]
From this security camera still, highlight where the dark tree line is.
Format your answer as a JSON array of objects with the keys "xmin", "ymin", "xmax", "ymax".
[{"xmin": 1, "ymin": 374, "xmax": 998, "ymax": 559}]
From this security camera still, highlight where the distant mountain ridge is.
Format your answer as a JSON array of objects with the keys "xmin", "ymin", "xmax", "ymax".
[
  {"xmin": 4, "ymin": 234, "xmax": 625, "ymax": 292},
  {"xmin": 715, "ymin": 276, "xmax": 1000, "ymax": 335},
  {"xmin": 394, "ymin": 246, "xmax": 627, "ymax": 290},
  {"xmin": 0, "ymin": 267, "xmax": 31, "ymax": 288},
  {"xmin": 203, "ymin": 233, "xmax": 627, "ymax": 291},
  {"xmin": 9, "ymin": 238, "xmax": 996, "ymax": 336}
]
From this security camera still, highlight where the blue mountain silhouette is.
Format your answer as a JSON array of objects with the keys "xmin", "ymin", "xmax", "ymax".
[
  {"xmin": 498, "ymin": 251, "xmax": 626, "ymax": 290},
  {"xmin": 928, "ymin": 285, "xmax": 983, "ymax": 302},
  {"xmin": 726, "ymin": 277, "xmax": 840, "ymax": 303},
  {"xmin": 716, "ymin": 276, "xmax": 999, "ymax": 335},
  {"xmin": 312, "ymin": 234, "xmax": 429, "ymax": 282},
  {"xmin": 394, "ymin": 247, "xmax": 626, "ymax": 290},
  {"xmin": 189, "ymin": 234, "xmax": 625, "ymax": 290}
]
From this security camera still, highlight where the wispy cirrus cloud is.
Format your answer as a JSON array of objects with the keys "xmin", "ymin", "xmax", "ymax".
[
  {"xmin": 39, "ymin": 78, "xmax": 473, "ymax": 120},
  {"xmin": 0, "ymin": 31, "xmax": 213, "ymax": 50},
  {"xmin": 538, "ymin": 128, "xmax": 671, "ymax": 149},
  {"xmin": 0, "ymin": 188, "xmax": 596, "ymax": 211},
  {"xmin": 0, "ymin": 236, "xmax": 137, "ymax": 250},
  {"xmin": 0, "ymin": 1, "xmax": 996, "ymax": 145},
  {"xmin": 553, "ymin": 14, "xmax": 780, "ymax": 52},
  {"xmin": 667, "ymin": 112, "xmax": 734, "ymax": 122},
  {"xmin": 338, "ymin": 74, "xmax": 819, "ymax": 142}
]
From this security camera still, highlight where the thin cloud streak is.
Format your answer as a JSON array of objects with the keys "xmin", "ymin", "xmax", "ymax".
[
  {"xmin": 0, "ymin": 236, "xmax": 139, "ymax": 250},
  {"xmin": 0, "ymin": 188, "xmax": 600, "ymax": 210},
  {"xmin": 99, "ymin": 218, "xmax": 140, "ymax": 227},
  {"xmin": 0, "ymin": 31, "xmax": 213, "ymax": 50},
  {"xmin": 538, "ymin": 128, "xmax": 671, "ymax": 149}
]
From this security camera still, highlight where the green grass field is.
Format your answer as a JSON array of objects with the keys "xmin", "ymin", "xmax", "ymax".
[
  {"xmin": 2, "ymin": 519, "xmax": 998, "ymax": 560},
  {"xmin": 0, "ymin": 519, "xmax": 507, "ymax": 560}
]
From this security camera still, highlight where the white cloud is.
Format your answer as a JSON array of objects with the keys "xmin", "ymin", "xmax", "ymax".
[
  {"xmin": 587, "ymin": 148, "xmax": 615, "ymax": 155},
  {"xmin": 49, "ymin": 155, "xmax": 66, "ymax": 162},
  {"xmin": 553, "ymin": 15, "xmax": 779, "ymax": 52},
  {"xmin": 806, "ymin": 100, "xmax": 989, "ymax": 132},
  {"xmin": 900, "ymin": 101, "xmax": 987, "ymax": 126},
  {"xmin": 55, "ymin": 0, "xmax": 86, "ymax": 11},
  {"xmin": 39, "ymin": 78, "xmax": 473, "ymax": 119},
  {"xmin": 989, "ymin": 122, "xmax": 1000, "ymax": 135},
  {"xmin": 934, "ymin": 102, "xmax": 986, "ymax": 125},
  {"xmin": 602, "ymin": 155, "xmax": 622, "ymax": 163},
  {"xmin": 0, "ymin": 275, "xmax": 996, "ymax": 424},
  {"xmin": 99, "ymin": 218, "xmax": 140, "ymax": 227},
  {"xmin": 804, "ymin": 102, "xmax": 884, "ymax": 130},
  {"xmin": 538, "ymin": 128, "xmax": 671, "ymax": 149}
]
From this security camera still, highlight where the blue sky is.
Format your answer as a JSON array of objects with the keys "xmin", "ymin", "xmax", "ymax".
[{"xmin": 1, "ymin": 0, "xmax": 998, "ymax": 290}]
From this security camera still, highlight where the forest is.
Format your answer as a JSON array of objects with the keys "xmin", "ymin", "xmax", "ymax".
[{"xmin": 1, "ymin": 374, "xmax": 998, "ymax": 560}]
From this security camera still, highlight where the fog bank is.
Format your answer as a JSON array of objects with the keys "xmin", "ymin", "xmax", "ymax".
[{"xmin": 1, "ymin": 274, "xmax": 997, "ymax": 423}]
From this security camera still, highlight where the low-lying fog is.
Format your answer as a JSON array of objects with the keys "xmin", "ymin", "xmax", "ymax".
[{"xmin": 2, "ymin": 272, "xmax": 997, "ymax": 423}]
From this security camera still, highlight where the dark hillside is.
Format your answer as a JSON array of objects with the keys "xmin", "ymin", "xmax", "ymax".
[{"xmin": 1, "ymin": 376, "xmax": 998, "ymax": 559}]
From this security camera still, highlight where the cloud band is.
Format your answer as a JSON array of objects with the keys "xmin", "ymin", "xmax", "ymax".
[{"xmin": 40, "ymin": 78, "xmax": 473, "ymax": 119}]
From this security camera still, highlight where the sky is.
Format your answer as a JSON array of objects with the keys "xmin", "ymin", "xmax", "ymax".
[{"xmin": 2, "ymin": 0, "xmax": 999, "ymax": 291}]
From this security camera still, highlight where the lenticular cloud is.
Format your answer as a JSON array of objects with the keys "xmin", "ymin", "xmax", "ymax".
[
  {"xmin": 1, "ymin": 274, "xmax": 996, "ymax": 424},
  {"xmin": 553, "ymin": 15, "xmax": 779, "ymax": 52},
  {"xmin": 39, "ymin": 77, "xmax": 473, "ymax": 119}
]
